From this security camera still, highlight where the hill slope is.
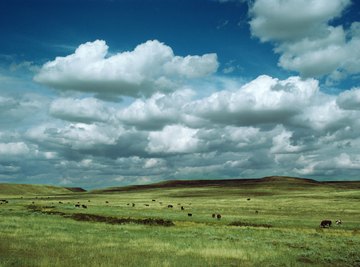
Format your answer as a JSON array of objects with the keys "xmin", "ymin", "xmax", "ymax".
[
  {"xmin": 92, "ymin": 176, "xmax": 360, "ymax": 193},
  {"xmin": 0, "ymin": 183, "xmax": 86, "ymax": 195}
]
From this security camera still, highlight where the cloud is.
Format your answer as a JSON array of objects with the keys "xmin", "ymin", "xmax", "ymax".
[
  {"xmin": 336, "ymin": 87, "xmax": 360, "ymax": 110},
  {"xmin": 26, "ymin": 122, "xmax": 121, "ymax": 150},
  {"xmin": 249, "ymin": 0, "xmax": 360, "ymax": 80},
  {"xmin": 49, "ymin": 97, "xmax": 113, "ymax": 123},
  {"xmin": 270, "ymin": 128, "xmax": 303, "ymax": 154},
  {"xmin": 249, "ymin": 0, "xmax": 350, "ymax": 41},
  {"xmin": 0, "ymin": 142, "xmax": 29, "ymax": 156},
  {"xmin": 190, "ymin": 75, "xmax": 319, "ymax": 127},
  {"xmin": 147, "ymin": 125, "xmax": 200, "ymax": 154},
  {"xmin": 117, "ymin": 89, "xmax": 194, "ymax": 130},
  {"xmin": 34, "ymin": 40, "xmax": 218, "ymax": 98}
]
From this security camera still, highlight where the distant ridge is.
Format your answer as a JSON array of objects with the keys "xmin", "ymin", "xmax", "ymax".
[
  {"xmin": 92, "ymin": 176, "xmax": 354, "ymax": 193},
  {"xmin": 0, "ymin": 183, "xmax": 86, "ymax": 195},
  {"xmin": 65, "ymin": 187, "xmax": 87, "ymax": 192}
]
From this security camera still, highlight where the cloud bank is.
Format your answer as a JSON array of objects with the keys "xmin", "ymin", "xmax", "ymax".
[
  {"xmin": 34, "ymin": 40, "xmax": 218, "ymax": 98},
  {"xmin": 3, "ymin": 0, "xmax": 360, "ymax": 188},
  {"xmin": 4, "ymin": 53, "xmax": 360, "ymax": 187},
  {"xmin": 249, "ymin": 0, "xmax": 360, "ymax": 81}
]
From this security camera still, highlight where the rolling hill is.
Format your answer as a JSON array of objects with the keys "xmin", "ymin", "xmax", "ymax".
[
  {"xmin": 91, "ymin": 176, "xmax": 360, "ymax": 193},
  {"xmin": 0, "ymin": 183, "xmax": 86, "ymax": 195}
]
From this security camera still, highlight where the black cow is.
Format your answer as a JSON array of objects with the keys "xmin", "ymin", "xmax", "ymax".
[
  {"xmin": 188, "ymin": 213, "xmax": 192, "ymax": 217},
  {"xmin": 181, "ymin": 206, "xmax": 185, "ymax": 210},
  {"xmin": 75, "ymin": 204, "xmax": 80, "ymax": 208},
  {"xmin": 247, "ymin": 198, "xmax": 251, "ymax": 201},
  {"xmin": 335, "ymin": 219, "xmax": 342, "ymax": 225},
  {"xmin": 168, "ymin": 205, "xmax": 173, "ymax": 208},
  {"xmin": 105, "ymin": 201, "xmax": 109, "ymax": 204},
  {"xmin": 152, "ymin": 199, "xmax": 156, "ymax": 202},
  {"xmin": 144, "ymin": 204, "xmax": 149, "ymax": 206},
  {"xmin": 212, "ymin": 213, "xmax": 216, "ymax": 218},
  {"xmin": 217, "ymin": 214, "xmax": 222, "ymax": 220},
  {"xmin": 82, "ymin": 204, "xmax": 87, "ymax": 209},
  {"xmin": 132, "ymin": 203, "xmax": 135, "ymax": 207},
  {"xmin": 320, "ymin": 220, "xmax": 332, "ymax": 228}
]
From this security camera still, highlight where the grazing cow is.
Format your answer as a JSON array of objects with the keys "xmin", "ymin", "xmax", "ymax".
[
  {"xmin": 168, "ymin": 205, "xmax": 173, "ymax": 208},
  {"xmin": 59, "ymin": 201, "xmax": 63, "ymax": 204},
  {"xmin": 127, "ymin": 203, "xmax": 130, "ymax": 206},
  {"xmin": 217, "ymin": 214, "xmax": 222, "ymax": 220},
  {"xmin": 144, "ymin": 204, "xmax": 149, "ymax": 207},
  {"xmin": 82, "ymin": 204, "xmax": 87, "ymax": 209},
  {"xmin": 152, "ymin": 199, "xmax": 156, "ymax": 202},
  {"xmin": 105, "ymin": 201, "xmax": 109, "ymax": 204},
  {"xmin": 212, "ymin": 213, "xmax": 216, "ymax": 218},
  {"xmin": 336, "ymin": 219, "xmax": 342, "ymax": 225},
  {"xmin": 132, "ymin": 203, "xmax": 135, "ymax": 207},
  {"xmin": 181, "ymin": 206, "xmax": 185, "ymax": 210},
  {"xmin": 75, "ymin": 204, "xmax": 80, "ymax": 208},
  {"xmin": 247, "ymin": 198, "xmax": 251, "ymax": 201},
  {"xmin": 320, "ymin": 220, "xmax": 332, "ymax": 228},
  {"xmin": 188, "ymin": 213, "xmax": 192, "ymax": 217},
  {"xmin": 255, "ymin": 210, "xmax": 259, "ymax": 214}
]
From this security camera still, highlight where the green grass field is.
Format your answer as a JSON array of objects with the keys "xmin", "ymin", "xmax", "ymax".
[{"xmin": 0, "ymin": 177, "xmax": 359, "ymax": 266}]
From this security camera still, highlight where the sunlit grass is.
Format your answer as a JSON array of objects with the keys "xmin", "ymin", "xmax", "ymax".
[{"xmin": 0, "ymin": 181, "xmax": 359, "ymax": 266}]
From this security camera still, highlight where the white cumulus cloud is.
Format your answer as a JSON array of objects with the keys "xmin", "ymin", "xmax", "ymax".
[
  {"xmin": 34, "ymin": 40, "xmax": 218, "ymax": 98},
  {"xmin": 147, "ymin": 125, "xmax": 200, "ymax": 154},
  {"xmin": 49, "ymin": 97, "xmax": 113, "ymax": 123},
  {"xmin": 249, "ymin": 0, "xmax": 360, "ymax": 80}
]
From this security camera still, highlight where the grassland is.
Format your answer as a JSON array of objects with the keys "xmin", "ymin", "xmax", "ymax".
[{"xmin": 0, "ymin": 176, "xmax": 359, "ymax": 266}]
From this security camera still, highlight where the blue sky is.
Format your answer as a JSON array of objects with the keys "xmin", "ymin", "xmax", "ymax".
[
  {"xmin": 0, "ymin": 1, "xmax": 282, "ymax": 79},
  {"xmin": 1, "ymin": 0, "xmax": 360, "ymax": 189}
]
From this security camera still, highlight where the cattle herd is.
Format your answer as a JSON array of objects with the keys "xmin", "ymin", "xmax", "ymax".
[{"xmin": 0, "ymin": 197, "xmax": 344, "ymax": 228}]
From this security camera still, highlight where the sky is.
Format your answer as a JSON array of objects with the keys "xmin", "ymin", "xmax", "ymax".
[{"xmin": 0, "ymin": 0, "xmax": 360, "ymax": 189}]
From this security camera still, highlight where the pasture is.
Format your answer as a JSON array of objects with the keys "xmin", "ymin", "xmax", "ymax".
[{"xmin": 0, "ymin": 177, "xmax": 359, "ymax": 266}]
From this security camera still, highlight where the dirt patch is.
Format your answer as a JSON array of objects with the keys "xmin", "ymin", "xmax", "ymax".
[
  {"xmin": 228, "ymin": 221, "xmax": 272, "ymax": 228},
  {"xmin": 68, "ymin": 213, "xmax": 174, "ymax": 226},
  {"xmin": 26, "ymin": 205, "xmax": 174, "ymax": 227}
]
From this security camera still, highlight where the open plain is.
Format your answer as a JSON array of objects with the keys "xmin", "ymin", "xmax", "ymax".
[{"xmin": 0, "ymin": 176, "xmax": 359, "ymax": 267}]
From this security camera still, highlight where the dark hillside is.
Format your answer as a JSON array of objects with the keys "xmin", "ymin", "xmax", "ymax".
[{"xmin": 91, "ymin": 176, "xmax": 351, "ymax": 193}]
